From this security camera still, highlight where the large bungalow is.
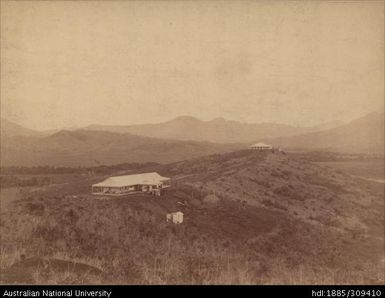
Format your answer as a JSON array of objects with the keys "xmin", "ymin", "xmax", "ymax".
[{"xmin": 92, "ymin": 172, "xmax": 170, "ymax": 196}]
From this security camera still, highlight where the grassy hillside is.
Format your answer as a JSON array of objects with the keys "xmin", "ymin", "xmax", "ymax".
[
  {"xmin": 264, "ymin": 113, "xmax": 384, "ymax": 154},
  {"xmin": 314, "ymin": 161, "xmax": 384, "ymax": 182},
  {"xmin": 1, "ymin": 150, "xmax": 383, "ymax": 284}
]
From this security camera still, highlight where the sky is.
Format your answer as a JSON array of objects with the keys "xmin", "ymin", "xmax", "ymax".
[{"xmin": 1, "ymin": 1, "xmax": 384, "ymax": 130}]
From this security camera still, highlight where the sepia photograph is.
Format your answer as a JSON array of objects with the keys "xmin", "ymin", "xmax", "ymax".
[{"xmin": 0, "ymin": 0, "xmax": 384, "ymax": 287}]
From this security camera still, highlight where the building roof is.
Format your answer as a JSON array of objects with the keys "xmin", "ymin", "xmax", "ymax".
[
  {"xmin": 92, "ymin": 172, "xmax": 170, "ymax": 187},
  {"xmin": 168, "ymin": 211, "xmax": 184, "ymax": 216},
  {"xmin": 250, "ymin": 142, "xmax": 272, "ymax": 147}
]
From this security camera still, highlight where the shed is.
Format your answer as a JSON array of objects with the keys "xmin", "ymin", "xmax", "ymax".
[{"xmin": 166, "ymin": 211, "xmax": 184, "ymax": 224}]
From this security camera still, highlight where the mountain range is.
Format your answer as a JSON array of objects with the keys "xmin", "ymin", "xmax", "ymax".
[
  {"xmin": 1, "ymin": 118, "xmax": 46, "ymax": 138},
  {"xmin": 0, "ymin": 129, "xmax": 243, "ymax": 167},
  {"xmin": 0, "ymin": 112, "xmax": 383, "ymax": 166},
  {"xmin": 85, "ymin": 116, "xmax": 344, "ymax": 144}
]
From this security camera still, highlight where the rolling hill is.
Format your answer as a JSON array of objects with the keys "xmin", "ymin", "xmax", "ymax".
[
  {"xmin": 1, "ymin": 112, "xmax": 382, "ymax": 168},
  {"xmin": 86, "ymin": 116, "xmax": 342, "ymax": 144},
  {"xmin": 0, "ymin": 129, "xmax": 244, "ymax": 167},
  {"xmin": 264, "ymin": 112, "xmax": 384, "ymax": 154},
  {"xmin": 0, "ymin": 118, "xmax": 44, "ymax": 138},
  {"xmin": 1, "ymin": 150, "xmax": 383, "ymax": 284}
]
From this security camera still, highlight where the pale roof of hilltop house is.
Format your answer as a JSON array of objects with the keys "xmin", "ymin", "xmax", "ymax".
[
  {"xmin": 250, "ymin": 142, "xmax": 272, "ymax": 147},
  {"xmin": 92, "ymin": 172, "xmax": 170, "ymax": 188}
]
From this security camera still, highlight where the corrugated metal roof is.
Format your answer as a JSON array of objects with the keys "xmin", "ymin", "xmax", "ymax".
[{"xmin": 92, "ymin": 172, "xmax": 170, "ymax": 187}]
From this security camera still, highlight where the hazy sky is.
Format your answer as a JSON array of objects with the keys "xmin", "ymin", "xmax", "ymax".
[{"xmin": 1, "ymin": 1, "xmax": 384, "ymax": 130}]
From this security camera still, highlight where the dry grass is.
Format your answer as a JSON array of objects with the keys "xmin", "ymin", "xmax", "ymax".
[{"xmin": 1, "ymin": 150, "xmax": 383, "ymax": 284}]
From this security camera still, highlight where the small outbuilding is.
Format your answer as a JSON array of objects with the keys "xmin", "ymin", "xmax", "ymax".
[
  {"xmin": 166, "ymin": 211, "xmax": 184, "ymax": 224},
  {"xmin": 250, "ymin": 142, "xmax": 273, "ymax": 150}
]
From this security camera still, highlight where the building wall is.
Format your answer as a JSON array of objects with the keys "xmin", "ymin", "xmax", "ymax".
[
  {"xmin": 174, "ymin": 213, "xmax": 183, "ymax": 224},
  {"xmin": 166, "ymin": 212, "xmax": 183, "ymax": 224},
  {"xmin": 251, "ymin": 146, "xmax": 272, "ymax": 150},
  {"xmin": 92, "ymin": 182, "xmax": 168, "ymax": 195}
]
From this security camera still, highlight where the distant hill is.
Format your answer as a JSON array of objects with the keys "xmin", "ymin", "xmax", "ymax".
[
  {"xmin": 86, "ymin": 116, "xmax": 341, "ymax": 144},
  {"xmin": 0, "ymin": 129, "xmax": 244, "ymax": 166},
  {"xmin": 264, "ymin": 112, "xmax": 384, "ymax": 154},
  {"xmin": 0, "ymin": 118, "xmax": 44, "ymax": 138},
  {"xmin": 309, "ymin": 120, "xmax": 346, "ymax": 131},
  {"xmin": 1, "ymin": 113, "xmax": 381, "ymax": 167}
]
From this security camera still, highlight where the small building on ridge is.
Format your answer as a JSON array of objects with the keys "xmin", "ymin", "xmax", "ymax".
[{"xmin": 249, "ymin": 142, "xmax": 273, "ymax": 150}]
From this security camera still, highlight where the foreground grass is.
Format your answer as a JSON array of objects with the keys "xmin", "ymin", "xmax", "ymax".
[
  {"xmin": 1, "ymin": 151, "xmax": 383, "ymax": 284},
  {"xmin": 1, "ymin": 192, "xmax": 383, "ymax": 284}
]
